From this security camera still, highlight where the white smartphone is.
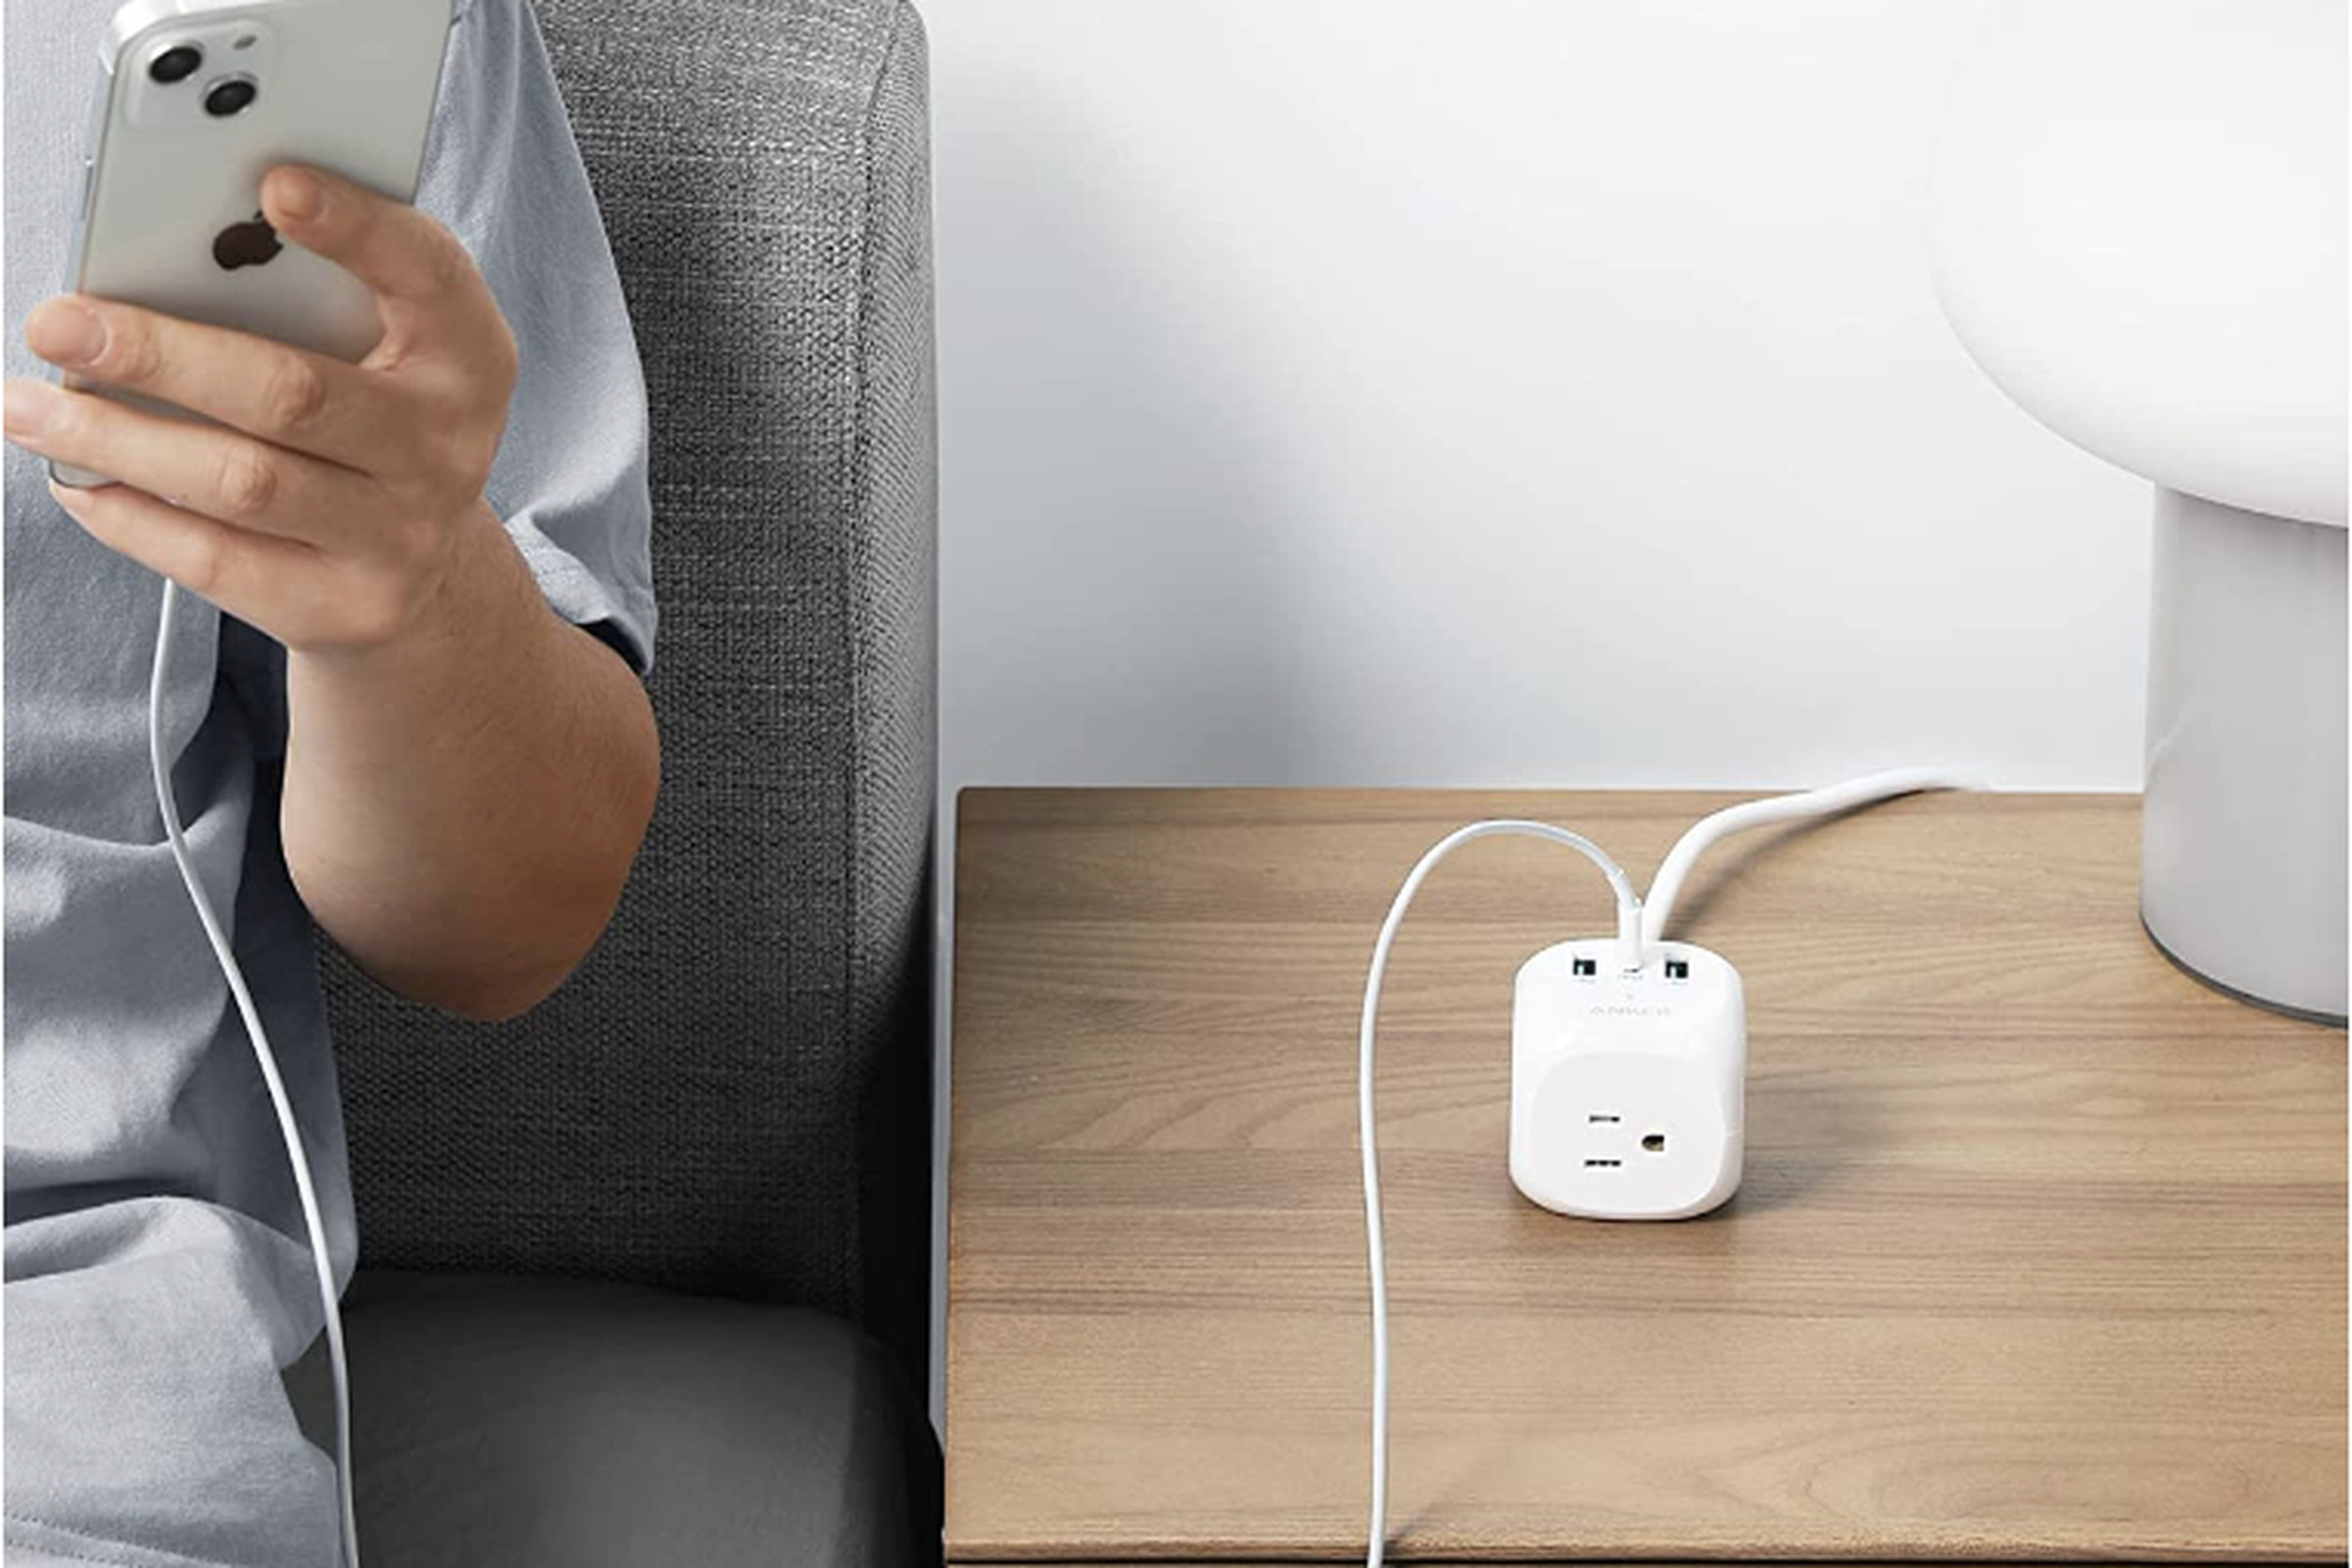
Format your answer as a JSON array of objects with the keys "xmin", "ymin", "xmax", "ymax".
[{"xmin": 55, "ymin": 0, "xmax": 458, "ymax": 485}]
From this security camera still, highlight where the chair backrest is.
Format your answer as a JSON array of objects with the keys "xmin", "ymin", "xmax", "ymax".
[{"xmin": 327, "ymin": 0, "xmax": 937, "ymax": 1382}]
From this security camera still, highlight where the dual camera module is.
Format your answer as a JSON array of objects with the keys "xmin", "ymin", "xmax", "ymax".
[{"xmin": 148, "ymin": 40, "xmax": 259, "ymax": 119}]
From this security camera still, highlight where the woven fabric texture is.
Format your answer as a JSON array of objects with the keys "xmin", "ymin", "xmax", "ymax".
[{"xmin": 324, "ymin": 0, "xmax": 937, "ymax": 1379}]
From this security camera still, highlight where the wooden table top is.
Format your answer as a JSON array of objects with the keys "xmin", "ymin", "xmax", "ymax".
[{"xmin": 945, "ymin": 788, "xmax": 2347, "ymax": 1564}]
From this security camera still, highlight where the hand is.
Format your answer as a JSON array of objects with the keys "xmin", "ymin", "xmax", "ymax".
[{"xmin": 3, "ymin": 165, "xmax": 519, "ymax": 657}]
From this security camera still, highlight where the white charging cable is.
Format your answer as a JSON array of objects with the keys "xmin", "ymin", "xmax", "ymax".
[
  {"xmin": 1357, "ymin": 821, "xmax": 1642, "ymax": 1568},
  {"xmin": 150, "ymin": 580, "xmax": 362, "ymax": 1568},
  {"xmin": 1356, "ymin": 773, "xmax": 1976, "ymax": 1568}
]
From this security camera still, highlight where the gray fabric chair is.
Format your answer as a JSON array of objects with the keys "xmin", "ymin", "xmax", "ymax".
[{"xmin": 321, "ymin": 2, "xmax": 938, "ymax": 1562}]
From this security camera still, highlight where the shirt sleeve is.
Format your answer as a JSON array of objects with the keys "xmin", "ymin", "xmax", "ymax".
[{"xmin": 413, "ymin": 0, "xmax": 659, "ymax": 674}]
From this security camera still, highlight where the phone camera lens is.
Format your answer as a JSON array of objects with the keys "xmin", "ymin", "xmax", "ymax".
[
  {"xmin": 203, "ymin": 76, "xmax": 259, "ymax": 118},
  {"xmin": 149, "ymin": 45, "xmax": 203, "ymax": 83}
]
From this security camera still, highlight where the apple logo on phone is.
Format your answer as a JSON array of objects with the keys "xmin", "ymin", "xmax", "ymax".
[{"xmin": 213, "ymin": 211, "xmax": 282, "ymax": 271}]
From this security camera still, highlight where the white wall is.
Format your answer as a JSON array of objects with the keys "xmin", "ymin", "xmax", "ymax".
[{"xmin": 930, "ymin": 0, "xmax": 2154, "ymax": 794}]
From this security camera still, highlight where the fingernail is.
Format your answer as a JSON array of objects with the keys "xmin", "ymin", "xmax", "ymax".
[
  {"xmin": 272, "ymin": 169, "xmax": 325, "ymax": 221},
  {"xmin": 48, "ymin": 479, "xmax": 91, "ymax": 515},
  {"xmin": 26, "ymin": 299, "xmax": 106, "ymax": 368},
  {"xmin": 3, "ymin": 380, "xmax": 62, "ymax": 438}
]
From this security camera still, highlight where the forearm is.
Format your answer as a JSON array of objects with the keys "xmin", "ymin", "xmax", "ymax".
[{"xmin": 281, "ymin": 504, "xmax": 659, "ymax": 1020}]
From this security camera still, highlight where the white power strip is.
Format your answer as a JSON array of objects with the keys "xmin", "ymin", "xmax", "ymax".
[
  {"xmin": 1509, "ymin": 935, "xmax": 1745, "ymax": 1221},
  {"xmin": 1354, "ymin": 769, "xmax": 1979, "ymax": 1568}
]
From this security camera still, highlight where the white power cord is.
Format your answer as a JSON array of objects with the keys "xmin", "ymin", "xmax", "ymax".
[
  {"xmin": 1356, "ymin": 773, "xmax": 1976, "ymax": 1568},
  {"xmin": 150, "ymin": 581, "xmax": 362, "ymax": 1568},
  {"xmin": 1640, "ymin": 767, "xmax": 1984, "ymax": 949}
]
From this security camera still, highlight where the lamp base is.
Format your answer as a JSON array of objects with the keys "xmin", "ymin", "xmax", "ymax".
[{"xmin": 2141, "ymin": 488, "xmax": 2346, "ymax": 1025}]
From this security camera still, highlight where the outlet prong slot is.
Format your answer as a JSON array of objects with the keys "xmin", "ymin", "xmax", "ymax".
[
  {"xmin": 1583, "ymin": 1157, "xmax": 1622, "ymax": 1168},
  {"xmin": 1642, "ymin": 1133, "xmax": 1666, "ymax": 1152},
  {"xmin": 1588, "ymin": 1112, "xmax": 1620, "ymax": 1123}
]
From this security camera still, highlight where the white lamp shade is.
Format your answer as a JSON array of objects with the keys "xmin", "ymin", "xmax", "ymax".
[{"xmin": 1930, "ymin": 0, "xmax": 2348, "ymax": 527}]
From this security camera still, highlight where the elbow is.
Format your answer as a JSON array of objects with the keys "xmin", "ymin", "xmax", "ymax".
[
  {"xmin": 465, "ymin": 714, "xmax": 662, "ymax": 1024},
  {"xmin": 440, "ymin": 969, "xmax": 567, "ymax": 1026},
  {"xmin": 428, "ymin": 862, "xmax": 641, "ymax": 1022},
  {"xmin": 301, "ymin": 674, "xmax": 663, "ymax": 1025},
  {"xmin": 394, "ymin": 906, "xmax": 612, "ymax": 1021}
]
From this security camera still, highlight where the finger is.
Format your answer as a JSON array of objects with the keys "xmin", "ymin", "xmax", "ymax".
[
  {"xmin": 24, "ymin": 295, "xmax": 403, "ymax": 471},
  {"xmin": 4, "ymin": 379, "xmax": 370, "ymax": 550},
  {"xmin": 261, "ymin": 167, "xmax": 511, "ymax": 364},
  {"xmin": 49, "ymin": 478, "xmax": 325, "ymax": 631}
]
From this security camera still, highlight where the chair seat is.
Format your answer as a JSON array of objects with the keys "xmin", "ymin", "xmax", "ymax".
[{"xmin": 339, "ymin": 1270, "xmax": 939, "ymax": 1568}]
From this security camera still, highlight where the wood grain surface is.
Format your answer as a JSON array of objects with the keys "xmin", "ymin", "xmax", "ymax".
[{"xmin": 945, "ymin": 789, "xmax": 2347, "ymax": 1563}]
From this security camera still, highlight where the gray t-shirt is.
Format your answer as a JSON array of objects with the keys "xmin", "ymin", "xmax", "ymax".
[{"xmin": 3, "ymin": 3, "xmax": 656, "ymax": 1561}]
